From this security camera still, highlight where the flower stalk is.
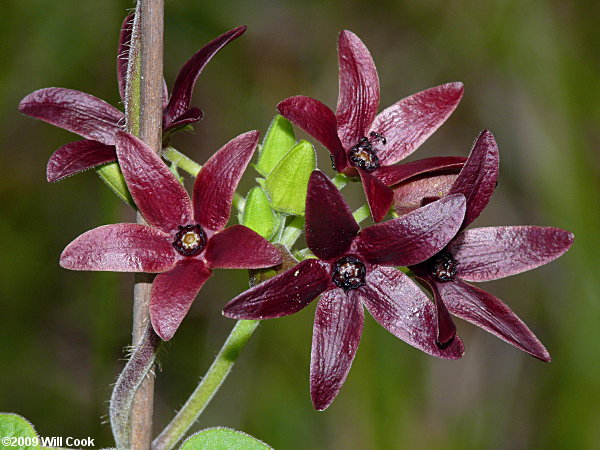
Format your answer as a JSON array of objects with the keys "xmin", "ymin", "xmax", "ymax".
[
  {"xmin": 152, "ymin": 320, "xmax": 260, "ymax": 450},
  {"xmin": 163, "ymin": 146, "xmax": 203, "ymax": 176}
]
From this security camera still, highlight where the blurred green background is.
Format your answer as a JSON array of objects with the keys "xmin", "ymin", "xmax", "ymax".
[{"xmin": 1, "ymin": 0, "xmax": 598, "ymax": 448}]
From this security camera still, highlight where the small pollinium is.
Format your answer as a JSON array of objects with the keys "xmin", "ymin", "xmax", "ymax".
[
  {"xmin": 348, "ymin": 131, "xmax": 386, "ymax": 172},
  {"xmin": 332, "ymin": 256, "xmax": 366, "ymax": 292},
  {"xmin": 430, "ymin": 251, "xmax": 458, "ymax": 282},
  {"xmin": 173, "ymin": 224, "xmax": 207, "ymax": 256}
]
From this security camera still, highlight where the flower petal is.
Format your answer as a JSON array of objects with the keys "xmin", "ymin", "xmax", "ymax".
[
  {"xmin": 336, "ymin": 30, "xmax": 380, "ymax": 149},
  {"xmin": 450, "ymin": 226, "xmax": 574, "ymax": 282},
  {"xmin": 306, "ymin": 170, "xmax": 359, "ymax": 260},
  {"xmin": 393, "ymin": 172, "xmax": 459, "ymax": 215},
  {"xmin": 18, "ymin": 88, "xmax": 124, "ymax": 145},
  {"xmin": 60, "ymin": 223, "xmax": 176, "ymax": 272},
  {"xmin": 311, "ymin": 288, "xmax": 364, "ymax": 410},
  {"xmin": 448, "ymin": 130, "xmax": 499, "ymax": 228},
  {"xmin": 162, "ymin": 107, "xmax": 204, "ymax": 136},
  {"xmin": 358, "ymin": 170, "xmax": 394, "ymax": 223},
  {"xmin": 361, "ymin": 267, "xmax": 464, "ymax": 358},
  {"xmin": 372, "ymin": 82, "xmax": 464, "ymax": 165},
  {"xmin": 375, "ymin": 156, "xmax": 465, "ymax": 187},
  {"xmin": 164, "ymin": 26, "xmax": 246, "ymax": 127},
  {"xmin": 355, "ymin": 194, "xmax": 466, "ymax": 266},
  {"xmin": 222, "ymin": 259, "xmax": 330, "ymax": 319},
  {"xmin": 421, "ymin": 276, "xmax": 458, "ymax": 346},
  {"xmin": 116, "ymin": 132, "xmax": 193, "ymax": 232},
  {"xmin": 277, "ymin": 96, "xmax": 347, "ymax": 172},
  {"xmin": 117, "ymin": 14, "xmax": 134, "ymax": 102},
  {"xmin": 435, "ymin": 279, "xmax": 551, "ymax": 361},
  {"xmin": 204, "ymin": 225, "xmax": 281, "ymax": 269},
  {"xmin": 193, "ymin": 130, "xmax": 259, "ymax": 232},
  {"xmin": 47, "ymin": 140, "xmax": 116, "ymax": 182},
  {"xmin": 150, "ymin": 259, "xmax": 212, "ymax": 341}
]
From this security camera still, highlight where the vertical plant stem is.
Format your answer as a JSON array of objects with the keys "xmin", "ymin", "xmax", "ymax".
[
  {"xmin": 126, "ymin": 1, "xmax": 164, "ymax": 449},
  {"xmin": 152, "ymin": 320, "xmax": 260, "ymax": 450}
]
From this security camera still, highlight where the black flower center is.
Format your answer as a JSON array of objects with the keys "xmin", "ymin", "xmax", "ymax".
[
  {"xmin": 332, "ymin": 256, "xmax": 366, "ymax": 292},
  {"xmin": 429, "ymin": 251, "xmax": 458, "ymax": 282},
  {"xmin": 348, "ymin": 132, "xmax": 386, "ymax": 173},
  {"xmin": 172, "ymin": 224, "xmax": 207, "ymax": 256}
]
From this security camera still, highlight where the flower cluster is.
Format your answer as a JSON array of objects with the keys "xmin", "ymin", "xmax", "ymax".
[
  {"xmin": 278, "ymin": 31, "xmax": 466, "ymax": 221},
  {"xmin": 21, "ymin": 21, "xmax": 573, "ymax": 411},
  {"xmin": 60, "ymin": 130, "xmax": 281, "ymax": 340}
]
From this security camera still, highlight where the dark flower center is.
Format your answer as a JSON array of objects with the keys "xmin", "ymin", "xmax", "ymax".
[
  {"xmin": 332, "ymin": 256, "xmax": 367, "ymax": 292},
  {"xmin": 348, "ymin": 132, "xmax": 386, "ymax": 173},
  {"xmin": 172, "ymin": 224, "xmax": 207, "ymax": 256},
  {"xmin": 429, "ymin": 251, "xmax": 458, "ymax": 282}
]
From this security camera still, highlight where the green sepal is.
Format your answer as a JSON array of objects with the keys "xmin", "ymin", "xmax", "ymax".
[
  {"xmin": 96, "ymin": 162, "xmax": 135, "ymax": 207},
  {"xmin": 264, "ymin": 140, "xmax": 316, "ymax": 215},
  {"xmin": 240, "ymin": 187, "xmax": 280, "ymax": 240},
  {"xmin": 180, "ymin": 427, "xmax": 271, "ymax": 450},
  {"xmin": 0, "ymin": 413, "xmax": 40, "ymax": 449},
  {"xmin": 255, "ymin": 115, "xmax": 295, "ymax": 177}
]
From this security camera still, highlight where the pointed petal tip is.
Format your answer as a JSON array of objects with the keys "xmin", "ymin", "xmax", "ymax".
[
  {"xmin": 565, "ymin": 230, "xmax": 575, "ymax": 246},
  {"xmin": 537, "ymin": 349, "xmax": 551, "ymax": 363},
  {"xmin": 437, "ymin": 82, "xmax": 464, "ymax": 101},
  {"xmin": 311, "ymin": 393, "xmax": 333, "ymax": 411},
  {"xmin": 438, "ymin": 335, "xmax": 465, "ymax": 360},
  {"xmin": 338, "ymin": 29, "xmax": 361, "ymax": 43},
  {"xmin": 447, "ymin": 81, "xmax": 464, "ymax": 92},
  {"xmin": 245, "ymin": 129, "xmax": 260, "ymax": 141},
  {"xmin": 233, "ymin": 25, "xmax": 248, "ymax": 35},
  {"xmin": 339, "ymin": 29, "xmax": 354, "ymax": 38},
  {"xmin": 152, "ymin": 322, "xmax": 174, "ymax": 341}
]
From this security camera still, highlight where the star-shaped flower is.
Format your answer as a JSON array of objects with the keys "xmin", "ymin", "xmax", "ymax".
[
  {"xmin": 18, "ymin": 15, "xmax": 245, "ymax": 182},
  {"xmin": 398, "ymin": 130, "xmax": 574, "ymax": 359},
  {"xmin": 60, "ymin": 130, "xmax": 281, "ymax": 340},
  {"xmin": 223, "ymin": 170, "xmax": 467, "ymax": 410},
  {"xmin": 277, "ymin": 30, "xmax": 465, "ymax": 222}
]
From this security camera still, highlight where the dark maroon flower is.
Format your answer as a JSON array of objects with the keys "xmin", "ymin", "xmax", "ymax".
[
  {"xmin": 277, "ymin": 30, "xmax": 464, "ymax": 222},
  {"xmin": 223, "ymin": 170, "xmax": 467, "ymax": 410},
  {"xmin": 60, "ymin": 130, "xmax": 281, "ymax": 341},
  {"xmin": 404, "ymin": 130, "xmax": 574, "ymax": 360},
  {"xmin": 19, "ymin": 15, "xmax": 246, "ymax": 182}
]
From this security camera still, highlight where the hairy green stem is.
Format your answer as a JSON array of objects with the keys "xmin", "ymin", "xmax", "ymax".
[
  {"xmin": 152, "ymin": 320, "xmax": 260, "ymax": 450},
  {"xmin": 110, "ymin": 324, "xmax": 161, "ymax": 449},
  {"xmin": 163, "ymin": 146, "xmax": 202, "ymax": 177}
]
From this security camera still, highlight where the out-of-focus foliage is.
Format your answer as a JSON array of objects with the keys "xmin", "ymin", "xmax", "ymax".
[{"xmin": 1, "ymin": 0, "xmax": 598, "ymax": 448}]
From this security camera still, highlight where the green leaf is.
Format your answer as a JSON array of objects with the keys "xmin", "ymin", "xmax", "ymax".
[
  {"xmin": 240, "ymin": 187, "xmax": 280, "ymax": 240},
  {"xmin": 255, "ymin": 115, "xmax": 295, "ymax": 177},
  {"xmin": 96, "ymin": 162, "xmax": 135, "ymax": 207},
  {"xmin": 180, "ymin": 427, "xmax": 271, "ymax": 450},
  {"xmin": 0, "ymin": 413, "xmax": 40, "ymax": 450},
  {"xmin": 265, "ymin": 140, "xmax": 316, "ymax": 215}
]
